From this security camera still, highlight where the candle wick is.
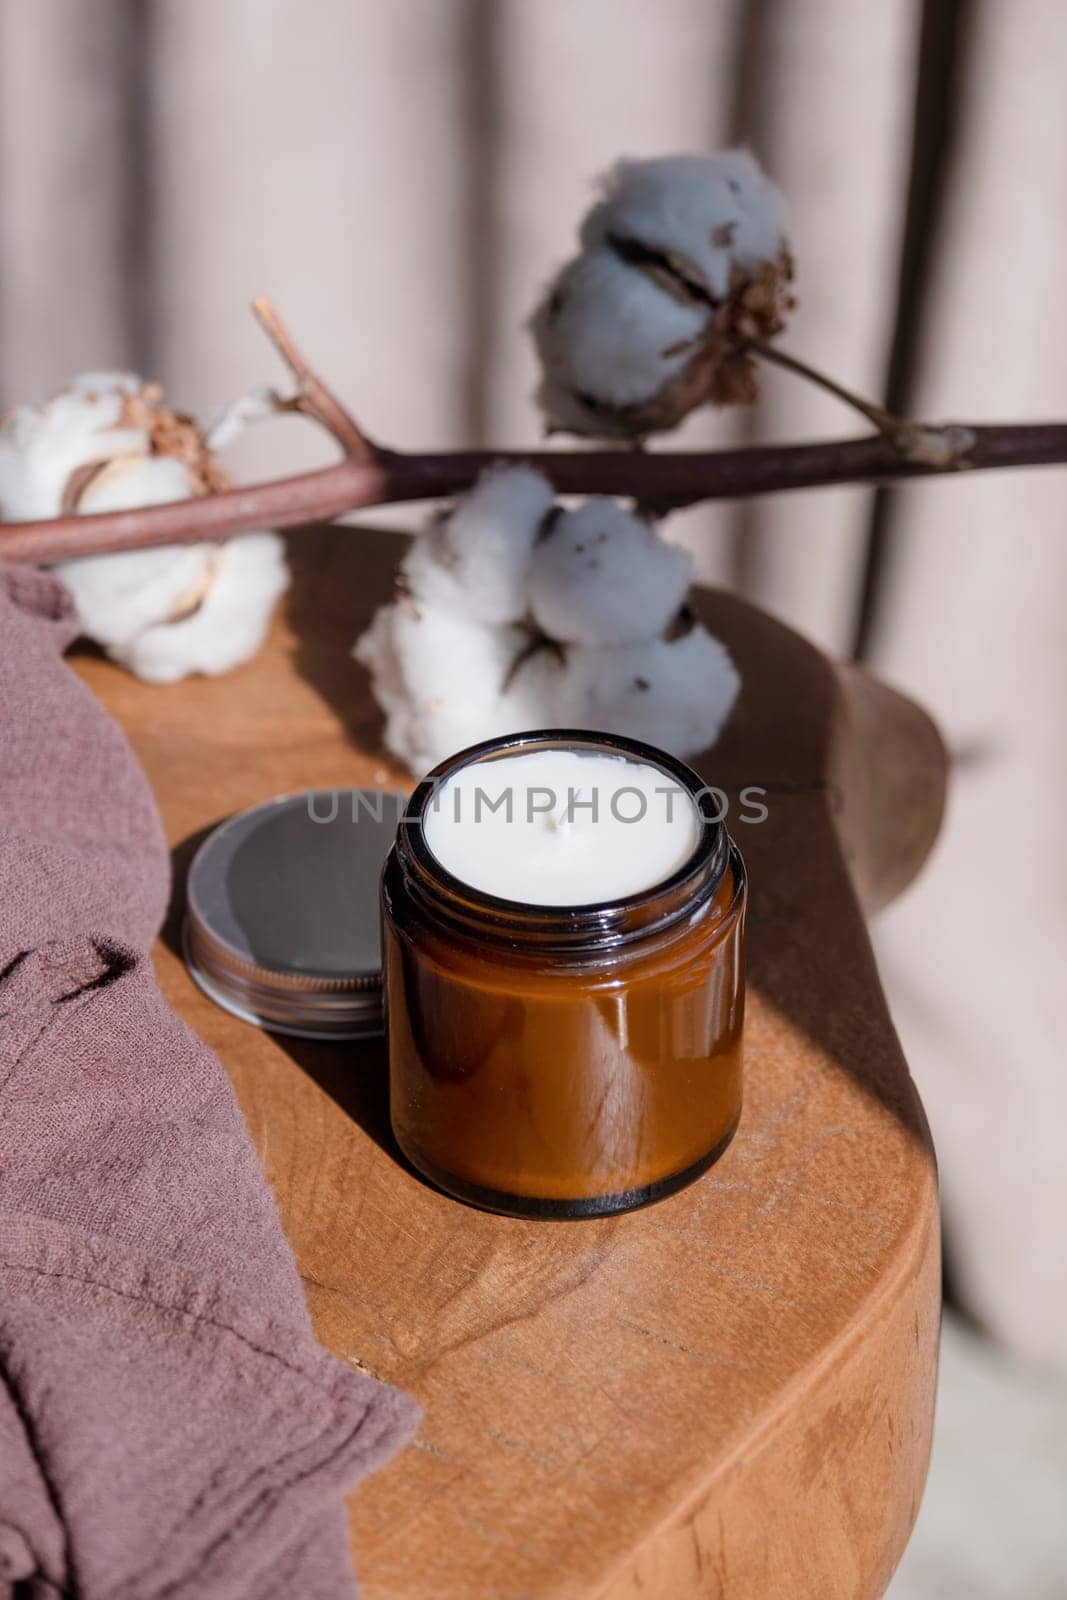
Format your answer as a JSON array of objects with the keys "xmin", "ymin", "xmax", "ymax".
[
  {"xmin": 558, "ymin": 787, "xmax": 583, "ymax": 831},
  {"xmin": 544, "ymin": 789, "xmax": 580, "ymax": 834}
]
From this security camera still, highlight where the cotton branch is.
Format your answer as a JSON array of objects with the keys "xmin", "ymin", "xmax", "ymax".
[
  {"xmin": 5, "ymin": 426, "xmax": 1067, "ymax": 567},
  {"xmin": 748, "ymin": 341, "xmax": 977, "ymax": 467},
  {"xmin": 1, "ymin": 299, "xmax": 1066, "ymax": 567},
  {"xmin": 749, "ymin": 341, "xmax": 903, "ymax": 438},
  {"xmin": 250, "ymin": 296, "xmax": 382, "ymax": 465}
]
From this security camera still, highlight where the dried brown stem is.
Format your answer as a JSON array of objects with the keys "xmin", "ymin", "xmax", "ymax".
[
  {"xmin": 1, "ymin": 302, "xmax": 1066, "ymax": 566},
  {"xmin": 5, "ymin": 424, "xmax": 1067, "ymax": 566},
  {"xmin": 748, "ymin": 341, "xmax": 976, "ymax": 468},
  {"xmin": 749, "ymin": 341, "xmax": 900, "ymax": 436},
  {"xmin": 251, "ymin": 296, "xmax": 379, "ymax": 464}
]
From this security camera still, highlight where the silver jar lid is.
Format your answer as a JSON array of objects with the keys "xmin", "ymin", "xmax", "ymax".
[{"xmin": 183, "ymin": 789, "xmax": 401, "ymax": 1039}]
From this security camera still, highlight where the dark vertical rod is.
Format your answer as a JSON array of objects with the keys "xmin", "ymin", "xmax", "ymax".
[
  {"xmin": 118, "ymin": 0, "xmax": 157, "ymax": 376},
  {"xmin": 851, "ymin": 0, "xmax": 975, "ymax": 660},
  {"xmin": 461, "ymin": 0, "xmax": 499, "ymax": 446},
  {"xmin": 724, "ymin": 0, "xmax": 771, "ymax": 595}
]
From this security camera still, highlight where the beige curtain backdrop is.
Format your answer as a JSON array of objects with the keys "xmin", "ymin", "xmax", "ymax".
[{"xmin": 1, "ymin": 0, "xmax": 1064, "ymax": 1365}]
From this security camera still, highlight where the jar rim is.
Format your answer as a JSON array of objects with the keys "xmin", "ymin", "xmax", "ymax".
[{"xmin": 394, "ymin": 728, "xmax": 736, "ymax": 950}]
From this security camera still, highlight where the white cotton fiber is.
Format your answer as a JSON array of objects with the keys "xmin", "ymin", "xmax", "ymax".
[
  {"xmin": 0, "ymin": 371, "xmax": 289, "ymax": 681},
  {"xmin": 498, "ymin": 636, "xmax": 569, "ymax": 731},
  {"xmin": 402, "ymin": 464, "xmax": 556, "ymax": 624},
  {"xmin": 54, "ymin": 543, "xmax": 216, "ymax": 653},
  {"xmin": 354, "ymin": 480, "xmax": 741, "ymax": 775},
  {"xmin": 76, "ymin": 453, "xmax": 196, "ymax": 514},
  {"xmin": 114, "ymin": 532, "xmax": 290, "ymax": 684},
  {"xmin": 531, "ymin": 246, "xmax": 707, "ymax": 437},
  {"xmin": 204, "ymin": 385, "xmax": 280, "ymax": 451},
  {"xmin": 355, "ymin": 601, "xmax": 536, "ymax": 774},
  {"xmin": 0, "ymin": 392, "xmax": 147, "ymax": 521},
  {"xmin": 55, "ymin": 454, "xmax": 212, "ymax": 647},
  {"xmin": 562, "ymin": 622, "xmax": 741, "ymax": 760},
  {"xmin": 531, "ymin": 150, "xmax": 792, "ymax": 440},
  {"xmin": 580, "ymin": 150, "xmax": 789, "ymax": 303},
  {"xmin": 529, "ymin": 500, "xmax": 693, "ymax": 646}
]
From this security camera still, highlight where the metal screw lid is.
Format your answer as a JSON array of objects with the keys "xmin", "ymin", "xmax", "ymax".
[{"xmin": 183, "ymin": 789, "xmax": 401, "ymax": 1040}]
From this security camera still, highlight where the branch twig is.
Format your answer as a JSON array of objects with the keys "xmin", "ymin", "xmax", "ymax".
[
  {"xmin": 748, "ymin": 341, "xmax": 900, "ymax": 436},
  {"xmin": 0, "ymin": 302, "xmax": 1065, "ymax": 566},
  {"xmin": 4, "ymin": 424, "xmax": 1067, "ymax": 566},
  {"xmin": 251, "ymin": 296, "xmax": 380, "ymax": 464},
  {"xmin": 748, "ymin": 340, "xmax": 976, "ymax": 467}
]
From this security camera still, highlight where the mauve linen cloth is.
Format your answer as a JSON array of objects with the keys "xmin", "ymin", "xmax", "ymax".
[{"xmin": 0, "ymin": 566, "xmax": 419, "ymax": 1598}]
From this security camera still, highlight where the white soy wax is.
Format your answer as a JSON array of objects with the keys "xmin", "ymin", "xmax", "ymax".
[{"xmin": 422, "ymin": 746, "xmax": 701, "ymax": 906}]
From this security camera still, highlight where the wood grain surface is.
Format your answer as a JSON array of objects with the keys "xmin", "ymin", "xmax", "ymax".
[{"xmin": 71, "ymin": 525, "xmax": 944, "ymax": 1600}]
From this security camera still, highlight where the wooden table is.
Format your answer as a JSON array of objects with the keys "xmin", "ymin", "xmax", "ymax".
[{"xmin": 74, "ymin": 526, "xmax": 944, "ymax": 1600}]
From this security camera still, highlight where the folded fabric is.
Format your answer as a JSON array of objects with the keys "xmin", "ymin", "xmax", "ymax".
[{"xmin": 0, "ymin": 565, "xmax": 418, "ymax": 1598}]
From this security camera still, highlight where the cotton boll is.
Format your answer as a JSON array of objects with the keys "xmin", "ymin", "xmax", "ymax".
[
  {"xmin": 529, "ymin": 500, "xmax": 693, "ymax": 646},
  {"xmin": 403, "ymin": 608, "xmax": 539, "ymax": 763},
  {"xmin": 531, "ymin": 247, "xmax": 709, "ymax": 439},
  {"xmin": 355, "ymin": 601, "xmax": 539, "ymax": 774},
  {"xmin": 659, "ymin": 623, "xmax": 742, "ymax": 753},
  {"xmin": 562, "ymin": 621, "xmax": 740, "ymax": 760},
  {"xmin": 532, "ymin": 151, "xmax": 793, "ymax": 439},
  {"xmin": 497, "ymin": 634, "xmax": 570, "ymax": 730},
  {"xmin": 478, "ymin": 644, "xmax": 572, "ymax": 751},
  {"xmin": 356, "ymin": 489, "xmax": 738, "ymax": 772},
  {"xmin": 580, "ymin": 151, "xmax": 789, "ymax": 305},
  {"xmin": 54, "ymin": 454, "xmax": 214, "ymax": 650},
  {"xmin": 57, "ymin": 527, "xmax": 289, "ymax": 681},
  {"xmin": 0, "ymin": 371, "xmax": 289, "ymax": 681},
  {"xmin": 115, "ymin": 533, "xmax": 290, "ymax": 685},
  {"xmin": 353, "ymin": 604, "xmax": 407, "ymax": 725},
  {"xmin": 55, "ymin": 545, "xmax": 214, "ymax": 653},
  {"xmin": 0, "ymin": 391, "xmax": 148, "ymax": 520},
  {"xmin": 402, "ymin": 465, "xmax": 556, "ymax": 624},
  {"xmin": 0, "ymin": 369, "xmax": 228, "ymax": 524},
  {"xmin": 77, "ymin": 452, "xmax": 195, "ymax": 514}
]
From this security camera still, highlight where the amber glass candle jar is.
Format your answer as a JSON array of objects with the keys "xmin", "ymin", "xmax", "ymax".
[{"xmin": 381, "ymin": 731, "xmax": 746, "ymax": 1218}]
